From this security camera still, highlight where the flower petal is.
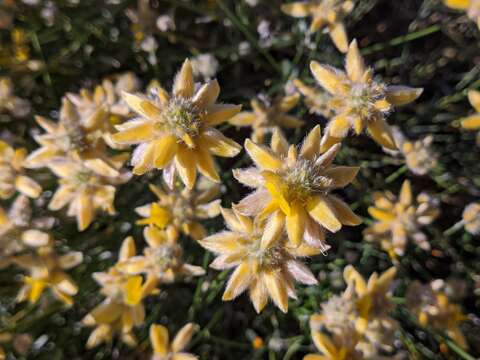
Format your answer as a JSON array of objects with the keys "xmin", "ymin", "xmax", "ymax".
[
  {"xmin": 173, "ymin": 59, "xmax": 194, "ymax": 99},
  {"xmin": 346, "ymin": 39, "xmax": 365, "ymax": 82},
  {"xmin": 203, "ymin": 104, "xmax": 242, "ymax": 126},
  {"xmin": 244, "ymin": 139, "xmax": 282, "ymax": 171},
  {"xmin": 193, "ymin": 79, "xmax": 220, "ymax": 109},
  {"xmin": 310, "ymin": 61, "xmax": 346, "ymax": 94},
  {"xmin": 367, "ymin": 118, "xmax": 397, "ymax": 150},
  {"xmin": 329, "ymin": 21, "xmax": 349, "ymax": 53},
  {"xmin": 175, "ymin": 145, "xmax": 197, "ymax": 189},
  {"xmin": 223, "ymin": 262, "xmax": 252, "ymax": 301},
  {"xmin": 150, "ymin": 324, "xmax": 169, "ymax": 356},
  {"xmin": 385, "ymin": 85, "xmax": 423, "ymax": 106},
  {"xmin": 307, "ymin": 196, "xmax": 342, "ymax": 232}
]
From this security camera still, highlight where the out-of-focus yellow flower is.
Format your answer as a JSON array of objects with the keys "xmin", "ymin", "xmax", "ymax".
[
  {"xmin": 281, "ymin": 0, "xmax": 355, "ymax": 53},
  {"xmin": 149, "ymin": 323, "xmax": 199, "ymax": 360},
  {"xmin": 462, "ymin": 202, "xmax": 480, "ymax": 235},
  {"xmin": 66, "ymin": 73, "xmax": 141, "ymax": 148},
  {"xmin": 135, "ymin": 180, "xmax": 221, "ymax": 240},
  {"xmin": 444, "ymin": 0, "xmax": 480, "ymax": 28},
  {"xmin": 406, "ymin": 281, "xmax": 468, "ymax": 349},
  {"xmin": 47, "ymin": 156, "xmax": 130, "ymax": 231},
  {"xmin": 343, "ymin": 265, "xmax": 397, "ymax": 333},
  {"xmin": 25, "ymin": 98, "xmax": 124, "ymax": 172},
  {"xmin": 83, "ymin": 237, "xmax": 158, "ymax": 348},
  {"xmin": 309, "ymin": 40, "xmax": 423, "ymax": 151},
  {"xmin": 401, "ymin": 136, "xmax": 437, "ymax": 176},
  {"xmin": 0, "ymin": 141, "xmax": 42, "ymax": 200},
  {"xmin": 293, "ymin": 79, "xmax": 334, "ymax": 118},
  {"xmin": 0, "ymin": 77, "xmax": 30, "ymax": 117},
  {"xmin": 458, "ymin": 90, "xmax": 480, "ymax": 134},
  {"xmin": 229, "ymin": 93, "xmax": 303, "ymax": 143},
  {"xmin": 118, "ymin": 226, "xmax": 205, "ymax": 284},
  {"xmin": 0, "ymin": 195, "xmax": 54, "ymax": 267},
  {"xmin": 200, "ymin": 208, "xmax": 321, "ymax": 313},
  {"xmin": 234, "ymin": 126, "xmax": 360, "ymax": 248},
  {"xmin": 304, "ymin": 329, "xmax": 363, "ymax": 360},
  {"xmin": 112, "ymin": 59, "xmax": 242, "ymax": 188},
  {"xmin": 364, "ymin": 180, "xmax": 439, "ymax": 259},
  {"xmin": 13, "ymin": 237, "xmax": 83, "ymax": 306}
]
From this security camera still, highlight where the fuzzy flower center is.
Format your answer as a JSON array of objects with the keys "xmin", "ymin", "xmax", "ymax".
[
  {"xmin": 62, "ymin": 118, "xmax": 89, "ymax": 152},
  {"xmin": 282, "ymin": 159, "xmax": 333, "ymax": 203},
  {"xmin": 149, "ymin": 245, "xmax": 180, "ymax": 272},
  {"xmin": 162, "ymin": 97, "xmax": 202, "ymax": 139},
  {"xmin": 245, "ymin": 233, "xmax": 287, "ymax": 271},
  {"xmin": 348, "ymin": 81, "xmax": 387, "ymax": 120}
]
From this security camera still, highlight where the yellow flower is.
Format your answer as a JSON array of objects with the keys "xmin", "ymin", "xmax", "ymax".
[
  {"xmin": 309, "ymin": 40, "xmax": 423, "ymax": 151},
  {"xmin": 406, "ymin": 281, "xmax": 468, "ymax": 349},
  {"xmin": 83, "ymin": 237, "xmax": 158, "ymax": 348},
  {"xmin": 281, "ymin": 0, "xmax": 355, "ymax": 53},
  {"xmin": 444, "ymin": 0, "xmax": 480, "ymax": 28},
  {"xmin": 229, "ymin": 93, "xmax": 303, "ymax": 143},
  {"xmin": 0, "ymin": 195, "xmax": 54, "ymax": 267},
  {"xmin": 462, "ymin": 202, "xmax": 480, "ymax": 235},
  {"xmin": 112, "ymin": 59, "xmax": 242, "ymax": 188},
  {"xmin": 0, "ymin": 141, "xmax": 42, "ymax": 199},
  {"xmin": 25, "ymin": 98, "xmax": 124, "ymax": 172},
  {"xmin": 13, "ymin": 237, "xmax": 83, "ymax": 306},
  {"xmin": 304, "ymin": 330, "xmax": 362, "ymax": 360},
  {"xmin": 149, "ymin": 323, "xmax": 199, "ymax": 360},
  {"xmin": 364, "ymin": 180, "xmax": 439, "ymax": 259},
  {"xmin": 200, "ymin": 208, "xmax": 321, "ymax": 313},
  {"xmin": 118, "ymin": 226, "xmax": 205, "ymax": 284},
  {"xmin": 399, "ymin": 135, "xmax": 437, "ymax": 176},
  {"xmin": 234, "ymin": 126, "xmax": 361, "ymax": 248},
  {"xmin": 293, "ymin": 79, "xmax": 334, "ymax": 118},
  {"xmin": 135, "ymin": 180, "xmax": 221, "ymax": 240},
  {"xmin": 0, "ymin": 77, "xmax": 30, "ymax": 117},
  {"xmin": 66, "ymin": 73, "xmax": 140, "ymax": 148},
  {"xmin": 47, "ymin": 156, "xmax": 130, "ymax": 231},
  {"xmin": 343, "ymin": 265, "xmax": 397, "ymax": 333},
  {"xmin": 457, "ymin": 90, "xmax": 480, "ymax": 133}
]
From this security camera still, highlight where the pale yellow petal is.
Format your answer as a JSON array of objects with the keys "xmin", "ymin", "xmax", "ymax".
[
  {"xmin": 154, "ymin": 135, "xmax": 178, "ymax": 168},
  {"xmin": 307, "ymin": 196, "xmax": 342, "ymax": 232},
  {"xmin": 286, "ymin": 202, "xmax": 306, "ymax": 247},
  {"xmin": 329, "ymin": 196, "xmax": 362, "ymax": 226},
  {"xmin": 228, "ymin": 112, "xmax": 257, "ymax": 126},
  {"xmin": 281, "ymin": 2, "xmax": 314, "ymax": 17},
  {"xmin": 171, "ymin": 323, "xmax": 197, "ymax": 353},
  {"xmin": 150, "ymin": 324, "xmax": 169, "ymax": 356},
  {"xmin": 112, "ymin": 121, "xmax": 155, "ymax": 144},
  {"xmin": 385, "ymin": 86, "xmax": 423, "ymax": 106},
  {"xmin": 203, "ymin": 104, "xmax": 242, "ymax": 126},
  {"xmin": 444, "ymin": 0, "xmax": 470, "ymax": 10},
  {"xmin": 399, "ymin": 180, "xmax": 412, "ymax": 205},
  {"xmin": 261, "ymin": 211, "xmax": 286, "ymax": 250},
  {"xmin": 367, "ymin": 118, "xmax": 397, "ymax": 150},
  {"xmin": 196, "ymin": 147, "xmax": 220, "ymax": 182},
  {"xmin": 173, "ymin": 59, "xmax": 194, "ymax": 99},
  {"xmin": 199, "ymin": 129, "xmax": 241, "ymax": 157},
  {"xmin": 460, "ymin": 114, "xmax": 480, "ymax": 130},
  {"xmin": 300, "ymin": 125, "xmax": 321, "ymax": 160},
  {"xmin": 244, "ymin": 139, "xmax": 282, "ymax": 171},
  {"xmin": 15, "ymin": 175, "xmax": 41, "ymax": 198},
  {"xmin": 263, "ymin": 271, "xmax": 288, "ymax": 313},
  {"xmin": 193, "ymin": 79, "xmax": 220, "ymax": 109},
  {"xmin": 329, "ymin": 21, "xmax": 349, "ymax": 53},
  {"xmin": 324, "ymin": 166, "xmax": 359, "ymax": 188},
  {"xmin": 175, "ymin": 145, "xmax": 197, "ymax": 189},
  {"xmin": 468, "ymin": 90, "xmax": 480, "ymax": 112},
  {"xmin": 250, "ymin": 278, "xmax": 268, "ymax": 313},
  {"xmin": 346, "ymin": 39, "xmax": 365, "ymax": 82},
  {"xmin": 122, "ymin": 92, "xmax": 162, "ymax": 119},
  {"xmin": 310, "ymin": 61, "xmax": 346, "ymax": 94},
  {"xmin": 77, "ymin": 191, "xmax": 93, "ymax": 231},
  {"xmin": 223, "ymin": 262, "xmax": 252, "ymax": 301}
]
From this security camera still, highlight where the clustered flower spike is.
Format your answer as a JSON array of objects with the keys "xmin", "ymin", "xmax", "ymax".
[
  {"xmin": 199, "ymin": 208, "xmax": 320, "ymax": 313},
  {"xmin": 112, "ymin": 59, "xmax": 242, "ymax": 189},
  {"xmin": 444, "ymin": 0, "xmax": 480, "ymax": 28},
  {"xmin": 406, "ymin": 280, "xmax": 468, "ymax": 349},
  {"xmin": 149, "ymin": 323, "xmax": 199, "ymax": 360},
  {"xmin": 83, "ymin": 237, "xmax": 158, "ymax": 348},
  {"xmin": 281, "ymin": 0, "xmax": 355, "ymax": 53},
  {"xmin": 0, "ymin": 196, "xmax": 54, "ymax": 267},
  {"xmin": 364, "ymin": 180, "xmax": 439, "ymax": 260},
  {"xmin": 309, "ymin": 40, "xmax": 423, "ymax": 151},
  {"xmin": 135, "ymin": 179, "xmax": 221, "ymax": 240},
  {"xmin": 13, "ymin": 234, "xmax": 83, "ymax": 306},
  {"xmin": 234, "ymin": 126, "xmax": 361, "ymax": 248},
  {"xmin": 306, "ymin": 265, "xmax": 398, "ymax": 360},
  {"xmin": 0, "ymin": 141, "xmax": 42, "ymax": 200},
  {"xmin": 117, "ymin": 226, "xmax": 205, "ymax": 284},
  {"xmin": 229, "ymin": 93, "xmax": 304, "ymax": 143}
]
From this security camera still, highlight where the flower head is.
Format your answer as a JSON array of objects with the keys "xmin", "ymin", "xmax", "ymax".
[
  {"xmin": 293, "ymin": 79, "xmax": 334, "ymax": 118},
  {"xmin": 282, "ymin": 0, "xmax": 355, "ymax": 53},
  {"xmin": 229, "ymin": 93, "xmax": 303, "ymax": 143},
  {"xmin": 0, "ymin": 141, "xmax": 42, "ymax": 199},
  {"xmin": 13, "ymin": 238, "xmax": 83, "ymax": 306},
  {"xmin": 364, "ymin": 180, "xmax": 439, "ymax": 259},
  {"xmin": 0, "ymin": 195, "xmax": 54, "ymax": 266},
  {"xmin": 200, "ymin": 208, "xmax": 321, "ymax": 313},
  {"xmin": 392, "ymin": 129, "xmax": 437, "ymax": 175},
  {"xmin": 234, "ymin": 126, "xmax": 361, "ymax": 248},
  {"xmin": 149, "ymin": 323, "xmax": 199, "ymax": 360},
  {"xmin": 112, "ymin": 59, "xmax": 242, "ymax": 188},
  {"xmin": 462, "ymin": 202, "xmax": 480, "ymax": 235},
  {"xmin": 0, "ymin": 77, "xmax": 30, "ymax": 117},
  {"xmin": 66, "ymin": 72, "xmax": 140, "ymax": 148},
  {"xmin": 444, "ymin": 0, "xmax": 480, "ymax": 28},
  {"xmin": 406, "ymin": 280, "xmax": 468, "ymax": 349},
  {"xmin": 118, "ymin": 226, "xmax": 205, "ymax": 284},
  {"xmin": 309, "ymin": 40, "xmax": 423, "ymax": 151},
  {"xmin": 25, "ymin": 98, "xmax": 120, "ymax": 170},
  {"xmin": 47, "ymin": 156, "xmax": 130, "ymax": 231},
  {"xmin": 83, "ymin": 237, "xmax": 158, "ymax": 348},
  {"xmin": 304, "ymin": 329, "xmax": 363, "ymax": 360},
  {"xmin": 135, "ymin": 179, "xmax": 221, "ymax": 240}
]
